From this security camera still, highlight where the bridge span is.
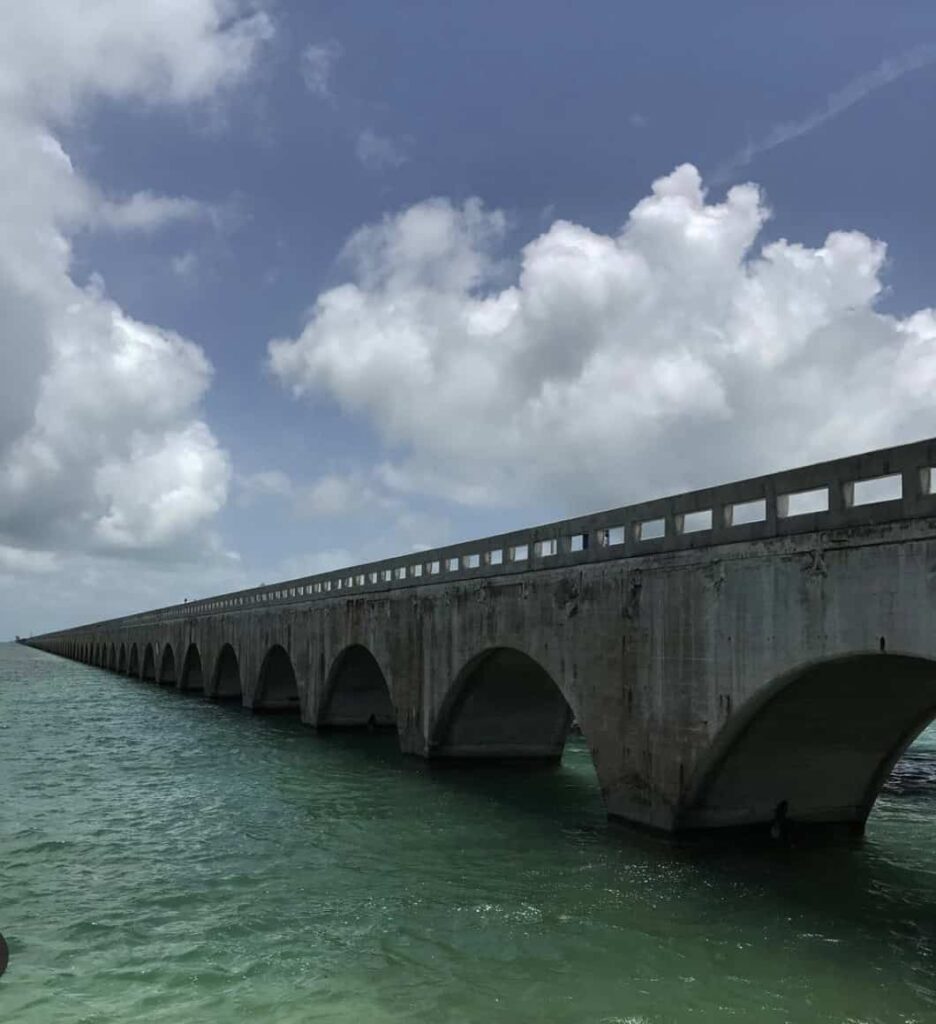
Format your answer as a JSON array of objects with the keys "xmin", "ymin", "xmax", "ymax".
[{"xmin": 24, "ymin": 438, "xmax": 936, "ymax": 834}]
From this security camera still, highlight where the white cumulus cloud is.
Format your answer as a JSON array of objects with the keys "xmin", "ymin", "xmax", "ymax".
[
  {"xmin": 269, "ymin": 163, "xmax": 936, "ymax": 513},
  {"xmin": 0, "ymin": 1, "xmax": 272, "ymax": 578},
  {"xmin": 0, "ymin": 0, "xmax": 273, "ymax": 119}
]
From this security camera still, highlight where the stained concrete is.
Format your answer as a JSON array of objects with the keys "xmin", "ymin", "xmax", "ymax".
[{"xmin": 27, "ymin": 438, "xmax": 936, "ymax": 833}]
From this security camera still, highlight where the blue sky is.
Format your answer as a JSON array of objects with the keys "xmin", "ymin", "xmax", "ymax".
[{"xmin": 1, "ymin": 1, "xmax": 935, "ymax": 635}]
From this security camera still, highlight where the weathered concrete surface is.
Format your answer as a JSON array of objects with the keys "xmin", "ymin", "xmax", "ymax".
[{"xmin": 26, "ymin": 439, "xmax": 936, "ymax": 834}]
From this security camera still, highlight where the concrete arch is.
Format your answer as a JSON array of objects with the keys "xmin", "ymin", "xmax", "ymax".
[
  {"xmin": 318, "ymin": 644, "xmax": 396, "ymax": 730},
  {"xmin": 180, "ymin": 643, "xmax": 204, "ymax": 692},
  {"xmin": 431, "ymin": 646, "xmax": 574, "ymax": 761},
  {"xmin": 211, "ymin": 644, "xmax": 241, "ymax": 700},
  {"xmin": 128, "ymin": 643, "xmax": 139, "ymax": 677},
  {"xmin": 677, "ymin": 653, "xmax": 936, "ymax": 833},
  {"xmin": 158, "ymin": 644, "xmax": 176, "ymax": 686},
  {"xmin": 141, "ymin": 643, "xmax": 156, "ymax": 682},
  {"xmin": 107, "ymin": 643, "xmax": 117, "ymax": 671},
  {"xmin": 255, "ymin": 644, "xmax": 299, "ymax": 713},
  {"xmin": 117, "ymin": 644, "xmax": 127, "ymax": 674}
]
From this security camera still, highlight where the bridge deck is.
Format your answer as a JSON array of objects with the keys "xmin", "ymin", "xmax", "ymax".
[{"xmin": 39, "ymin": 436, "xmax": 936, "ymax": 634}]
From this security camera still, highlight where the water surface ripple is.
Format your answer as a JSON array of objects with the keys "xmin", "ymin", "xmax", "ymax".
[{"xmin": 1, "ymin": 643, "xmax": 935, "ymax": 1022}]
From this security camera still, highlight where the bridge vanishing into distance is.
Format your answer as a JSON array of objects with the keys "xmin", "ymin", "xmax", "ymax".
[{"xmin": 24, "ymin": 438, "xmax": 936, "ymax": 835}]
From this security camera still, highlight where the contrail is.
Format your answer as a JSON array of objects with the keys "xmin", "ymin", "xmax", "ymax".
[{"xmin": 712, "ymin": 42, "xmax": 936, "ymax": 184}]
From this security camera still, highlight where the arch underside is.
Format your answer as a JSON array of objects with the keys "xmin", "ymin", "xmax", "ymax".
[
  {"xmin": 212, "ymin": 644, "xmax": 241, "ymax": 700},
  {"xmin": 432, "ymin": 647, "xmax": 572, "ymax": 761},
  {"xmin": 680, "ymin": 655, "xmax": 936, "ymax": 831},
  {"xmin": 319, "ymin": 646, "xmax": 395, "ymax": 729},
  {"xmin": 159, "ymin": 644, "xmax": 176, "ymax": 686},
  {"xmin": 180, "ymin": 645, "xmax": 203, "ymax": 692},
  {"xmin": 255, "ymin": 645, "xmax": 299, "ymax": 712},
  {"xmin": 141, "ymin": 645, "xmax": 156, "ymax": 682}
]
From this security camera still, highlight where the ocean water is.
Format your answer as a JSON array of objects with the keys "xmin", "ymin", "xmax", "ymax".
[{"xmin": 1, "ymin": 641, "xmax": 934, "ymax": 1023}]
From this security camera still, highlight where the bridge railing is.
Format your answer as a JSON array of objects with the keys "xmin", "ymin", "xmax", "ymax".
[{"xmin": 33, "ymin": 437, "xmax": 936, "ymax": 638}]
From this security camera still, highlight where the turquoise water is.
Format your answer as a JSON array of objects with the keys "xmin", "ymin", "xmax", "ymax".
[{"xmin": 1, "ymin": 642, "xmax": 935, "ymax": 1023}]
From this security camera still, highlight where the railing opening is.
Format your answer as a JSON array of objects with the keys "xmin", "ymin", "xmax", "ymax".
[
  {"xmin": 778, "ymin": 487, "xmax": 828, "ymax": 518},
  {"xmin": 637, "ymin": 518, "xmax": 665, "ymax": 541},
  {"xmin": 678, "ymin": 510, "xmax": 712, "ymax": 534},
  {"xmin": 849, "ymin": 474, "xmax": 902, "ymax": 507},
  {"xmin": 727, "ymin": 498, "xmax": 766, "ymax": 525}
]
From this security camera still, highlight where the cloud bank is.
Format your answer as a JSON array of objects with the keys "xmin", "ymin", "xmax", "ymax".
[
  {"xmin": 270, "ymin": 164, "xmax": 936, "ymax": 513},
  {"xmin": 0, "ymin": 1, "xmax": 272, "ymax": 576}
]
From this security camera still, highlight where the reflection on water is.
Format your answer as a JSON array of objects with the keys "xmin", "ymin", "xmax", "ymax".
[{"xmin": 0, "ymin": 642, "xmax": 934, "ymax": 1023}]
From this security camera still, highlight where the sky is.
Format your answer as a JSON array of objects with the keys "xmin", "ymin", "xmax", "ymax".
[{"xmin": 2, "ymin": 0, "xmax": 936, "ymax": 637}]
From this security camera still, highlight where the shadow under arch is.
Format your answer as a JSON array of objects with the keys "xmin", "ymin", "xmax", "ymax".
[
  {"xmin": 255, "ymin": 644, "xmax": 299, "ymax": 714},
  {"xmin": 117, "ymin": 644, "xmax": 127, "ymax": 674},
  {"xmin": 158, "ymin": 643, "xmax": 176, "ymax": 686},
  {"xmin": 677, "ymin": 652, "xmax": 936, "ymax": 833},
  {"xmin": 141, "ymin": 643, "xmax": 156, "ymax": 682},
  {"xmin": 211, "ymin": 643, "xmax": 242, "ymax": 700},
  {"xmin": 127, "ymin": 643, "xmax": 139, "ymax": 677},
  {"xmin": 318, "ymin": 645, "xmax": 396, "ymax": 730},
  {"xmin": 431, "ymin": 646, "xmax": 575, "ymax": 762},
  {"xmin": 108, "ymin": 643, "xmax": 117, "ymax": 671},
  {"xmin": 180, "ymin": 643, "xmax": 203, "ymax": 692}
]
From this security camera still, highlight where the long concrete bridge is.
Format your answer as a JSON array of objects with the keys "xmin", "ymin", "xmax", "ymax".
[{"xmin": 24, "ymin": 438, "xmax": 936, "ymax": 835}]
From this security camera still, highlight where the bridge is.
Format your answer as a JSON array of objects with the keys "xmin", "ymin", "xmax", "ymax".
[{"xmin": 24, "ymin": 438, "xmax": 936, "ymax": 835}]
